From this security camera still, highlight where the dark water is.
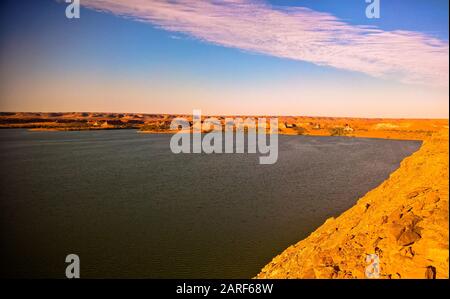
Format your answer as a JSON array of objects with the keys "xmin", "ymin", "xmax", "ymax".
[{"xmin": 0, "ymin": 129, "xmax": 421, "ymax": 278}]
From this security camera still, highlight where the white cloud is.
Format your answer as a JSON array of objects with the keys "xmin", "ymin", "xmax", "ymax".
[{"xmin": 81, "ymin": 0, "xmax": 449, "ymax": 87}]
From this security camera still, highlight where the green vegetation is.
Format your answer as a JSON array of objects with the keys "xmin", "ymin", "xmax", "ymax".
[
  {"xmin": 329, "ymin": 127, "xmax": 346, "ymax": 136},
  {"xmin": 294, "ymin": 127, "xmax": 308, "ymax": 135},
  {"xmin": 140, "ymin": 122, "xmax": 171, "ymax": 132}
]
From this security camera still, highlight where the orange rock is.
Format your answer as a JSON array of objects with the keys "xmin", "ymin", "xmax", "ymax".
[{"xmin": 256, "ymin": 130, "xmax": 448, "ymax": 279}]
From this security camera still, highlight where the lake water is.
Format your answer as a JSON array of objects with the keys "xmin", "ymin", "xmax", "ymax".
[{"xmin": 0, "ymin": 129, "xmax": 421, "ymax": 278}]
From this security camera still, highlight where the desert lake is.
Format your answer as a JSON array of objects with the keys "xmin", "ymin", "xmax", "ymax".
[{"xmin": 0, "ymin": 129, "xmax": 421, "ymax": 278}]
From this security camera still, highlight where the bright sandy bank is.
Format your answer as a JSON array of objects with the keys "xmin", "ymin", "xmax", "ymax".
[{"xmin": 257, "ymin": 130, "xmax": 448, "ymax": 279}]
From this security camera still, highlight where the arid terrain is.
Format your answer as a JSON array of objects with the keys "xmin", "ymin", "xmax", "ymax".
[
  {"xmin": 257, "ymin": 128, "xmax": 449, "ymax": 279},
  {"xmin": 0, "ymin": 112, "xmax": 447, "ymax": 140},
  {"xmin": 1, "ymin": 112, "xmax": 448, "ymax": 279}
]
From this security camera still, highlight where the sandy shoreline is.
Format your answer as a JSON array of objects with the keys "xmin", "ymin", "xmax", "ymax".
[{"xmin": 256, "ymin": 130, "xmax": 449, "ymax": 279}]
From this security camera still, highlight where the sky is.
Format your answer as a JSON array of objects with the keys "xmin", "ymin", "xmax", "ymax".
[{"xmin": 0, "ymin": 0, "xmax": 448, "ymax": 118}]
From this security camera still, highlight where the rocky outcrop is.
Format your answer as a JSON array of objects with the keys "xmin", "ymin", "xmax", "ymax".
[{"xmin": 257, "ymin": 131, "xmax": 448, "ymax": 279}]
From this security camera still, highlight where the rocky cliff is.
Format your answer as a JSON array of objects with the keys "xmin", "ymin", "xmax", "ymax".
[{"xmin": 257, "ymin": 131, "xmax": 449, "ymax": 279}]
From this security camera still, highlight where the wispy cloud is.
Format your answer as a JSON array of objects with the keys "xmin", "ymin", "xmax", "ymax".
[{"xmin": 81, "ymin": 0, "xmax": 449, "ymax": 87}]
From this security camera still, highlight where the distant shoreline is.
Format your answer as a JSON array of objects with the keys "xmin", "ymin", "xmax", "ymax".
[{"xmin": 1, "ymin": 112, "xmax": 447, "ymax": 141}]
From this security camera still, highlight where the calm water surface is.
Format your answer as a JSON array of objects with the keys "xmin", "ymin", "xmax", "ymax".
[{"xmin": 0, "ymin": 129, "xmax": 421, "ymax": 278}]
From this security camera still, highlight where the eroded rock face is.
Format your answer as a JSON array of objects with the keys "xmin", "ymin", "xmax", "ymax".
[
  {"xmin": 397, "ymin": 229, "xmax": 421, "ymax": 246},
  {"xmin": 256, "ymin": 131, "xmax": 449, "ymax": 279}
]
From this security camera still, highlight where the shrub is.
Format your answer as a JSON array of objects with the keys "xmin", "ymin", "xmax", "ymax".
[
  {"xmin": 294, "ymin": 127, "xmax": 308, "ymax": 135},
  {"xmin": 329, "ymin": 127, "xmax": 346, "ymax": 136},
  {"xmin": 140, "ymin": 123, "xmax": 170, "ymax": 131}
]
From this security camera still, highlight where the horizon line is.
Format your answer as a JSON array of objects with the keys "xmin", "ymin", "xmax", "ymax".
[{"xmin": 1, "ymin": 111, "xmax": 449, "ymax": 121}]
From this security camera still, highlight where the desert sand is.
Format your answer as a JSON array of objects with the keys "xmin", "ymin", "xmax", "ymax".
[{"xmin": 257, "ymin": 129, "xmax": 448, "ymax": 279}]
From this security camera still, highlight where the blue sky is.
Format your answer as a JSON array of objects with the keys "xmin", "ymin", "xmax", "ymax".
[
  {"xmin": 0, "ymin": 0, "xmax": 448, "ymax": 117},
  {"xmin": 270, "ymin": 0, "xmax": 448, "ymax": 40}
]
